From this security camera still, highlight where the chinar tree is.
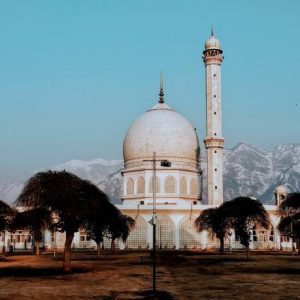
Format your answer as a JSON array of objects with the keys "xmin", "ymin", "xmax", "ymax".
[
  {"xmin": 195, "ymin": 197, "xmax": 269, "ymax": 257},
  {"xmin": 105, "ymin": 213, "xmax": 135, "ymax": 253},
  {"xmin": 278, "ymin": 193, "xmax": 300, "ymax": 254},
  {"xmin": 10, "ymin": 207, "xmax": 52, "ymax": 255},
  {"xmin": 85, "ymin": 195, "xmax": 135, "ymax": 255},
  {"xmin": 222, "ymin": 197, "xmax": 269, "ymax": 259},
  {"xmin": 195, "ymin": 206, "xmax": 231, "ymax": 254},
  {"xmin": 16, "ymin": 170, "xmax": 132, "ymax": 272},
  {"xmin": 0, "ymin": 200, "xmax": 15, "ymax": 254}
]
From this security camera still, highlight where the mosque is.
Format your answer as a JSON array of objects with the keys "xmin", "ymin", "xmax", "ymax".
[
  {"xmin": 116, "ymin": 30, "xmax": 288, "ymax": 251},
  {"xmin": 0, "ymin": 31, "xmax": 293, "ymax": 252}
]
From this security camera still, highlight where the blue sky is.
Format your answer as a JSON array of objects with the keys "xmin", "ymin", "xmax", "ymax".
[{"xmin": 0, "ymin": 0, "xmax": 299, "ymax": 172}]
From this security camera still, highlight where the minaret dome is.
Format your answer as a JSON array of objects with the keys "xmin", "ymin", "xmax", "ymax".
[
  {"xmin": 205, "ymin": 35, "xmax": 221, "ymax": 51},
  {"xmin": 204, "ymin": 29, "xmax": 222, "ymax": 51}
]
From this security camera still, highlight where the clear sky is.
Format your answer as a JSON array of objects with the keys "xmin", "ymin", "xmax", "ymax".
[{"xmin": 0, "ymin": 0, "xmax": 299, "ymax": 172}]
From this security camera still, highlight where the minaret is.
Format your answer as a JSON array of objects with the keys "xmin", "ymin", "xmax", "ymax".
[{"xmin": 203, "ymin": 29, "xmax": 224, "ymax": 206}]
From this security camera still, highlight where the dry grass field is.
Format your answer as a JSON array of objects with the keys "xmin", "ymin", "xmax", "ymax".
[{"xmin": 0, "ymin": 251, "xmax": 299, "ymax": 299}]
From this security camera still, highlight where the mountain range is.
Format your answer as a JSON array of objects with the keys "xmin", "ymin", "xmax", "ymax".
[{"xmin": 1, "ymin": 143, "xmax": 299, "ymax": 205}]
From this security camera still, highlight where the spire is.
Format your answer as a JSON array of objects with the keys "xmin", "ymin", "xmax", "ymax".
[
  {"xmin": 159, "ymin": 72, "xmax": 164, "ymax": 103},
  {"xmin": 211, "ymin": 25, "xmax": 214, "ymax": 36}
]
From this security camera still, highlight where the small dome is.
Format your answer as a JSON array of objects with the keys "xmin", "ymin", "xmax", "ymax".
[
  {"xmin": 123, "ymin": 102, "xmax": 199, "ymax": 162},
  {"xmin": 275, "ymin": 185, "xmax": 288, "ymax": 194},
  {"xmin": 205, "ymin": 35, "xmax": 221, "ymax": 50}
]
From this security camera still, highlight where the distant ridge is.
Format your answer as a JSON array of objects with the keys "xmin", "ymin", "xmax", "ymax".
[{"xmin": 0, "ymin": 143, "xmax": 299, "ymax": 205}]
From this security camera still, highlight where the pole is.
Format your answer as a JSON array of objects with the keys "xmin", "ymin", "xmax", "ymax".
[
  {"xmin": 53, "ymin": 230, "xmax": 56, "ymax": 259},
  {"xmin": 152, "ymin": 151, "xmax": 157, "ymax": 295}
]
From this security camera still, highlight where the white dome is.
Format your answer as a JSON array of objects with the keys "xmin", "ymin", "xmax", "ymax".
[
  {"xmin": 205, "ymin": 35, "xmax": 221, "ymax": 50},
  {"xmin": 275, "ymin": 185, "xmax": 288, "ymax": 194},
  {"xmin": 123, "ymin": 102, "xmax": 199, "ymax": 162}
]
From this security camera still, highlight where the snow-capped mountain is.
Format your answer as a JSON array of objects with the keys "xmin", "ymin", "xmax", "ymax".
[
  {"xmin": 52, "ymin": 158, "xmax": 123, "ymax": 186},
  {"xmin": 0, "ymin": 171, "xmax": 32, "ymax": 205},
  {"xmin": 52, "ymin": 158, "xmax": 124, "ymax": 204},
  {"xmin": 97, "ymin": 170, "xmax": 123, "ymax": 204},
  {"xmin": 98, "ymin": 143, "xmax": 300, "ymax": 204},
  {"xmin": 259, "ymin": 144, "xmax": 300, "ymax": 203},
  {"xmin": 0, "ymin": 143, "xmax": 299, "ymax": 205},
  {"xmin": 0, "ymin": 159, "xmax": 123, "ymax": 204},
  {"xmin": 222, "ymin": 143, "xmax": 300, "ymax": 203},
  {"xmin": 222, "ymin": 143, "xmax": 273, "ymax": 202}
]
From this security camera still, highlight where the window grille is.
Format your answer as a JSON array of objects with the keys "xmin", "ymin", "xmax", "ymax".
[
  {"xmin": 180, "ymin": 177, "xmax": 187, "ymax": 194},
  {"xmin": 156, "ymin": 215, "xmax": 175, "ymax": 249},
  {"xmin": 137, "ymin": 177, "xmax": 145, "ymax": 194},
  {"xmin": 126, "ymin": 216, "xmax": 147, "ymax": 249},
  {"xmin": 165, "ymin": 176, "xmax": 176, "ymax": 193},
  {"xmin": 190, "ymin": 178, "xmax": 199, "ymax": 195},
  {"xmin": 149, "ymin": 176, "xmax": 160, "ymax": 193},
  {"xmin": 126, "ymin": 177, "xmax": 134, "ymax": 195},
  {"xmin": 179, "ymin": 216, "xmax": 201, "ymax": 249}
]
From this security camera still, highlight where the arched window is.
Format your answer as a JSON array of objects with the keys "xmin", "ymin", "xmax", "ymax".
[
  {"xmin": 137, "ymin": 177, "xmax": 145, "ymax": 194},
  {"xmin": 180, "ymin": 177, "xmax": 187, "ymax": 194},
  {"xmin": 164, "ymin": 176, "xmax": 176, "ymax": 193},
  {"xmin": 149, "ymin": 176, "xmax": 160, "ymax": 193},
  {"xmin": 190, "ymin": 178, "xmax": 199, "ymax": 196},
  {"xmin": 126, "ymin": 178, "xmax": 134, "ymax": 195}
]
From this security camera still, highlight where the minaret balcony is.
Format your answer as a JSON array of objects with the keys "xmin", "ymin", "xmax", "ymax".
[{"xmin": 204, "ymin": 138, "xmax": 224, "ymax": 149}]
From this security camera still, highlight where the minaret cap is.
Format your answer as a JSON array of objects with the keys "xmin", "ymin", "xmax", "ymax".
[{"xmin": 204, "ymin": 28, "xmax": 221, "ymax": 51}]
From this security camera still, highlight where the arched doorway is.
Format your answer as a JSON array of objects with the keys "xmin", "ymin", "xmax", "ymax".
[
  {"xmin": 126, "ymin": 215, "xmax": 148, "ymax": 249},
  {"xmin": 156, "ymin": 214, "xmax": 175, "ymax": 249},
  {"xmin": 179, "ymin": 215, "xmax": 201, "ymax": 249}
]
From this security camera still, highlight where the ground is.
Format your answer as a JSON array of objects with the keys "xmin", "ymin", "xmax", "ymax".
[{"xmin": 0, "ymin": 251, "xmax": 299, "ymax": 299}]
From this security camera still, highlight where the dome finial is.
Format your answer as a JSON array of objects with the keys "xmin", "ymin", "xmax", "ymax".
[
  {"xmin": 159, "ymin": 72, "xmax": 164, "ymax": 103},
  {"xmin": 211, "ymin": 25, "xmax": 214, "ymax": 36}
]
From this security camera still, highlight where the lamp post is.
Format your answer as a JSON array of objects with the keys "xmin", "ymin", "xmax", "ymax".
[
  {"xmin": 152, "ymin": 152, "xmax": 157, "ymax": 295},
  {"xmin": 151, "ymin": 152, "xmax": 171, "ymax": 295}
]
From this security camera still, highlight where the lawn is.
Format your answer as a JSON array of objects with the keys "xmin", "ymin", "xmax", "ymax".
[{"xmin": 0, "ymin": 251, "xmax": 299, "ymax": 299}]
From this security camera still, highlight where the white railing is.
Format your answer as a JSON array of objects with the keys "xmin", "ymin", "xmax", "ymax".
[{"xmin": 72, "ymin": 241, "xmax": 96, "ymax": 249}]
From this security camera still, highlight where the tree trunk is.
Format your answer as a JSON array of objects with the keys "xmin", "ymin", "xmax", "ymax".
[
  {"xmin": 246, "ymin": 245, "xmax": 249, "ymax": 260},
  {"xmin": 292, "ymin": 236, "xmax": 295, "ymax": 253},
  {"xmin": 63, "ymin": 232, "xmax": 74, "ymax": 272},
  {"xmin": 97, "ymin": 243, "xmax": 101, "ymax": 256},
  {"xmin": 1, "ymin": 231, "xmax": 5, "ymax": 255},
  {"xmin": 111, "ymin": 239, "xmax": 116, "ymax": 254},
  {"xmin": 35, "ymin": 241, "xmax": 40, "ymax": 256},
  {"xmin": 220, "ymin": 236, "xmax": 225, "ymax": 255}
]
